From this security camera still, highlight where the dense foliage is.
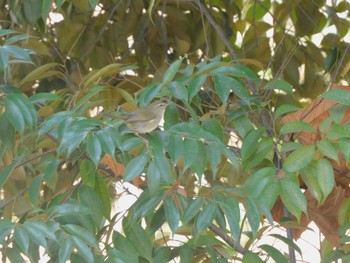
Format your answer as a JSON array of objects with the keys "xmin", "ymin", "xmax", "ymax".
[{"xmin": 1, "ymin": 0, "xmax": 350, "ymax": 262}]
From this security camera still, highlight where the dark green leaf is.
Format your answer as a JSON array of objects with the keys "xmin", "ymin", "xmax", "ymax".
[
  {"xmin": 80, "ymin": 159, "xmax": 96, "ymax": 187},
  {"xmin": 167, "ymin": 134, "xmax": 184, "ymax": 164},
  {"xmin": 123, "ymin": 219, "xmax": 153, "ymax": 261},
  {"xmin": 270, "ymin": 234, "xmax": 302, "ymax": 257},
  {"xmin": 183, "ymin": 138, "xmax": 199, "ymax": 170},
  {"xmin": 123, "ymin": 153, "xmax": 148, "ymax": 182},
  {"xmin": 95, "ymin": 174, "xmax": 111, "ymax": 219},
  {"xmin": 241, "ymin": 127, "xmax": 265, "ymax": 161},
  {"xmin": 0, "ymin": 220, "xmax": 15, "ymax": 243},
  {"xmin": 221, "ymin": 195, "xmax": 240, "ymax": 240},
  {"xmin": 147, "ymin": 158, "xmax": 161, "ymax": 194},
  {"xmin": 259, "ymin": 244, "xmax": 288, "ymax": 263},
  {"xmin": 246, "ymin": 197, "xmax": 260, "ymax": 238},
  {"xmin": 164, "ymin": 195, "xmax": 180, "ymax": 234},
  {"xmin": 70, "ymin": 236, "xmax": 94, "ymax": 263},
  {"xmin": 202, "ymin": 119, "xmax": 224, "ymax": 141},
  {"xmin": 188, "ymin": 74, "xmax": 206, "ymax": 101},
  {"xmin": 196, "ymin": 201, "xmax": 217, "ymax": 235},
  {"xmin": 180, "ymin": 245, "xmax": 193, "ymax": 263},
  {"xmin": 58, "ymin": 237, "xmax": 73, "ymax": 263},
  {"xmin": 86, "ymin": 135, "xmax": 102, "ymax": 166},
  {"xmin": 163, "ymin": 58, "xmax": 184, "ymax": 83},
  {"xmin": 5, "ymin": 93, "xmax": 26, "ymax": 133},
  {"xmin": 62, "ymin": 224, "xmax": 98, "ymax": 247},
  {"xmin": 183, "ymin": 197, "xmax": 205, "ymax": 224},
  {"xmin": 14, "ymin": 226, "xmax": 29, "ymax": 254},
  {"xmin": 168, "ymin": 81, "xmax": 188, "ymax": 101},
  {"xmin": 48, "ymin": 203, "xmax": 91, "ymax": 218},
  {"xmin": 275, "ymin": 104, "xmax": 301, "ymax": 118},
  {"xmin": 264, "ymin": 79, "xmax": 295, "ymax": 97}
]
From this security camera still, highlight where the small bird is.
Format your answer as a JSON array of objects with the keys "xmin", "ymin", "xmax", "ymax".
[{"xmin": 104, "ymin": 101, "xmax": 168, "ymax": 134}]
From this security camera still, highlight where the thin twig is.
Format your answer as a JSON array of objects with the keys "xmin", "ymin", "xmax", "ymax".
[
  {"xmin": 192, "ymin": 0, "xmax": 239, "ymax": 59},
  {"xmin": 283, "ymin": 207, "xmax": 297, "ymax": 263},
  {"xmin": 0, "ymin": 188, "xmax": 28, "ymax": 209}
]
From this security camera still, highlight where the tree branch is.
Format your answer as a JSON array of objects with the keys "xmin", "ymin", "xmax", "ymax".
[{"xmin": 209, "ymin": 224, "xmax": 247, "ymax": 255}]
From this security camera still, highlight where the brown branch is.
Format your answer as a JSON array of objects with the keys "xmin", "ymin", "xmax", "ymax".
[{"xmin": 209, "ymin": 224, "xmax": 247, "ymax": 255}]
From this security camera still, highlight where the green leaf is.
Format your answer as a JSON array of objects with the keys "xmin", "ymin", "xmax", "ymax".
[
  {"xmin": 316, "ymin": 139, "xmax": 339, "ymax": 164},
  {"xmin": 58, "ymin": 238, "xmax": 73, "ymax": 263},
  {"xmin": 283, "ymin": 144, "xmax": 315, "ymax": 173},
  {"xmin": 23, "ymin": 220, "xmax": 56, "ymax": 248},
  {"xmin": 5, "ymin": 93, "xmax": 26, "ymax": 133},
  {"xmin": 241, "ymin": 127, "xmax": 265, "ymax": 161},
  {"xmin": 48, "ymin": 203, "xmax": 92, "ymax": 218},
  {"xmin": 164, "ymin": 195, "xmax": 180, "ymax": 234},
  {"xmin": 243, "ymin": 252, "xmax": 264, "ymax": 263},
  {"xmin": 339, "ymin": 138, "xmax": 350, "ymax": 163},
  {"xmin": 183, "ymin": 197, "xmax": 205, "ymax": 224},
  {"xmin": 123, "ymin": 219, "xmax": 153, "ymax": 261},
  {"xmin": 29, "ymin": 174, "xmax": 44, "ymax": 206},
  {"xmin": 244, "ymin": 167, "xmax": 276, "ymax": 198},
  {"xmin": 279, "ymin": 121, "xmax": 317, "ymax": 135},
  {"xmin": 259, "ymin": 244, "xmax": 288, "ymax": 263},
  {"xmin": 300, "ymin": 161, "xmax": 323, "ymax": 203},
  {"xmin": 180, "ymin": 245, "xmax": 193, "ymax": 263},
  {"xmin": 246, "ymin": 197, "xmax": 260, "ymax": 238},
  {"xmin": 221, "ymin": 195, "xmax": 240, "ymax": 240},
  {"xmin": 275, "ymin": 104, "xmax": 301, "ymax": 118},
  {"xmin": 322, "ymin": 88, "xmax": 350, "ymax": 106},
  {"xmin": 316, "ymin": 159, "xmax": 334, "ymax": 203},
  {"xmin": 4, "ymin": 247, "xmax": 25, "ymax": 263},
  {"xmin": 147, "ymin": 157, "xmax": 161, "ymax": 194},
  {"xmin": 153, "ymin": 247, "xmax": 171, "ymax": 263},
  {"xmin": 279, "ymin": 177, "xmax": 307, "ymax": 221},
  {"xmin": 168, "ymin": 134, "xmax": 184, "ymax": 164},
  {"xmin": 70, "ymin": 236, "xmax": 94, "ymax": 263},
  {"xmin": 62, "ymin": 224, "xmax": 98, "ymax": 247},
  {"xmin": 41, "ymin": 0, "xmax": 53, "ymax": 20},
  {"xmin": 95, "ymin": 174, "xmax": 111, "ymax": 219},
  {"xmin": 80, "ymin": 159, "xmax": 96, "ymax": 187},
  {"xmin": 29, "ymin": 92, "xmax": 62, "ymax": 103},
  {"xmin": 14, "ymin": 226, "xmax": 29, "ymax": 254},
  {"xmin": 188, "ymin": 74, "xmax": 206, "ymax": 101},
  {"xmin": 168, "ymin": 81, "xmax": 188, "ymax": 101},
  {"xmin": 196, "ymin": 201, "xmax": 217, "ymax": 235},
  {"xmin": 0, "ymin": 220, "xmax": 15, "ymax": 243},
  {"xmin": 264, "ymin": 79, "xmax": 295, "ymax": 97},
  {"xmin": 123, "ymin": 154, "xmax": 148, "ymax": 182},
  {"xmin": 89, "ymin": 0, "xmax": 99, "ymax": 9},
  {"xmin": 97, "ymin": 126, "xmax": 118, "ymax": 156},
  {"xmin": 207, "ymin": 143, "xmax": 222, "ymax": 175},
  {"xmin": 183, "ymin": 138, "xmax": 199, "ymax": 170},
  {"xmin": 163, "ymin": 58, "xmax": 184, "ymax": 83},
  {"xmin": 202, "ymin": 119, "xmax": 224, "ymax": 141},
  {"xmin": 214, "ymin": 73, "xmax": 233, "ymax": 103},
  {"xmin": 86, "ymin": 135, "xmax": 102, "ymax": 166},
  {"xmin": 243, "ymin": 137, "xmax": 273, "ymax": 171},
  {"xmin": 138, "ymin": 83, "xmax": 163, "ymax": 107},
  {"xmin": 112, "ymin": 231, "xmax": 138, "ymax": 259},
  {"xmin": 270, "ymin": 234, "xmax": 302, "ymax": 257}
]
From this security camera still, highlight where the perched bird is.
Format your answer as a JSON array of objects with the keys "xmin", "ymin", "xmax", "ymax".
[{"xmin": 104, "ymin": 101, "xmax": 168, "ymax": 134}]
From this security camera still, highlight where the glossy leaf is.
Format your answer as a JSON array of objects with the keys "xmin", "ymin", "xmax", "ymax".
[
  {"xmin": 246, "ymin": 197, "xmax": 260, "ymax": 238},
  {"xmin": 163, "ymin": 58, "xmax": 183, "ymax": 83},
  {"xmin": 242, "ymin": 252, "xmax": 264, "ymax": 263},
  {"xmin": 316, "ymin": 139, "xmax": 339, "ymax": 164},
  {"xmin": 241, "ymin": 127, "xmax": 265, "ymax": 161},
  {"xmin": 86, "ymin": 135, "xmax": 102, "ymax": 166}
]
